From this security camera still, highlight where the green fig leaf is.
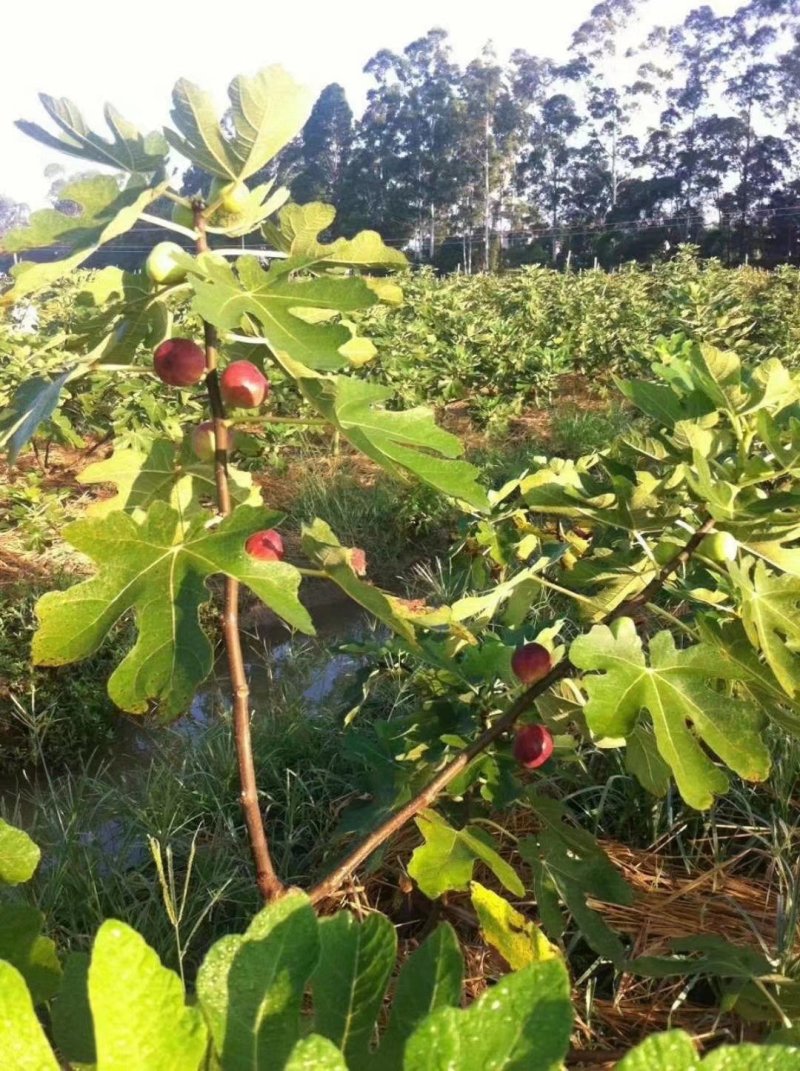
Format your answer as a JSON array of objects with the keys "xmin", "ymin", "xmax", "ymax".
[
  {"xmin": 519, "ymin": 794, "xmax": 632, "ymax": 965},
  {"xmin": 730, "ymin": 558, "xmax": 800, "ymax": 698},
  {"xmin": 311, "ymin": 911, "xmax": 396, "ymax": 1070},
  {"xmin": 408, "ymin": 810, "xmax": 524, "ymax": 899},
  {"xmin": 165, "ymin": 66, "xmax": 313, "ymax": 179},
  {"xmin": 0, "ymin": 961, "xmax": 60, "ymax": 1070},
  {"xmin": 285, "ymin": 1035, "xmax": 349, "ymax": 1070},
  {"xmin": 197, "ymin": 892, "xmax": 320, "ymax": 1071},
  {"xmin": 89, "ymin": 919, "xmax": 207, "ymax": 1071},
  {"xmin": 0, "ymin": 904, "xmax": 62, "ymax": 1003},
  {"xmin": 0, "ymin": 366, "xmax": 82, "ymax": 464},
  {"xmin": 31, "ymin": 502, "xmax": 313, "ymax": 717},
  {"xmin": 570, "ymin": 618, "xmax": 770, "ymax": 809},
  {"xmin": 276, "ymin": 202, "xmax": 407, "ymax": 269},
  {"xmin": 2, "ymin": 176, "xmax": 167, "ymax": 301},
  {"xmin": 0, "ymin": 818, "xmax": 40, "ymax": 886},
  {"xmin": 300, "ymin": 518, "xmax": 448, "ymax": 644},
  {"xmin": 377, "ymin": 924, "xmax": 463, "ymax": 1071},
  {"xmin": 79, "ymin": 437, "xmax": 262, "ymax": 522},
  {"xmin": 16, "ymin": 95, "xmax": 167, "ymax": 173},
  {"xmin": 470, "ymin": 882, "xmax": 559, "ymax": 970},
  {"xmin": 51, "ymin": 952, "xmax": 95, "ymax": 1065},
  {"xmin": 69, "ymin": 267, "xmax": 171, "ymax": 364},
  {"xmin": 187, "ymin": 253, "xmax": 376, "ymax": 371},
  {"xmin": 279, "ymin": 355, "xmax": 488, "ymax": 510},
  {"xmin": 402, "ymin": 957, "xmax": 572, "ymax": 1071}
]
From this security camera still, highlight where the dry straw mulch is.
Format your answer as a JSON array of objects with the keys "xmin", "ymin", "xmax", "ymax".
[{"xmin": 322, "ymin": 817, "xmax": 785, "ymax": 1069}]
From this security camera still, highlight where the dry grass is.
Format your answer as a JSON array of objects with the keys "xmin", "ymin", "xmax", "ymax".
[{"xmin": 317, "ymin": 814, "xmax": 786, "ymax": 1068}]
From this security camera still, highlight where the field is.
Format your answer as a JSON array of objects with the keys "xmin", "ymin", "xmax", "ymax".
[{"xmin": 4, "ymin": 250, "xmax": 800, "ymax": 1068}]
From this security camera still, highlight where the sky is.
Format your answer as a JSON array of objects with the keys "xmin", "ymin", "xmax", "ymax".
[{"xmin": 1, "ymin": 0, "xmax": 742, "ymax": 209}]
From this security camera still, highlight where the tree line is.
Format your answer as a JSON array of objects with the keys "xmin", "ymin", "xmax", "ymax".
[
  {"xmin": 3, "ymin": 0, "xmax": 800, "ymax": 274},
  {"xmin": 222, "ymin": 0, "xmax": 800, "ymax": 270}
]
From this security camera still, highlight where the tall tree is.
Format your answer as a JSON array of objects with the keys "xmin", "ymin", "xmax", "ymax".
[
  {"xmin": 570, "ymin": 0, "xmax": 649, "ymax": 209},
  {"xmin": 290, "ymin": 84, "xmax": 353, "ymax": 207}
]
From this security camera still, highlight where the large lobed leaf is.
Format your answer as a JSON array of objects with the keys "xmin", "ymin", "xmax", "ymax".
[
  {"xmin": 0, "ymin": 367, "xmax": 81, "ymax": 464},
  {"xmin": 301, "ymin": 519, "xmax": 448, "ymax": 645},
  {"xmin": 730, "ymin": 558, "xmax": 800, "ymax": 698},
  {"xmin": 519, "ymin": 794, "xmax": 632, "ymax": 966},
  {"xmin": 408, "ymin": 810, "xmax": 524, "ymax": 899},
  {"xmin": 271, "ymin": 202, "xmax": 408, "ymax": 270},
  {"xmin": 165, "ymin": 66, "xmax": 313, "ymax": 179},
  {"xmin": 31, "ymin": 502, "xmax": 313, "ymax": 718},
  {"xmin": 1, "ymin": 176, "xmax": 167, "ymax": 302},
  {"xmin": 79, "ymin": 437, "xmax": 262, "ymax": 522},
  {"xmin": 280, "ymin": 354, "xmax": 488, "ymax": 510},
  {"xmin": 188, "ymin": 252, "xmax": 378, "ymax": 371},
  {"xmin": 16, "ymin": 95, "xmax": 167, "ymax": 173},
  {"xmin": 570, "ymin": 617, "xmax": 770, "ymax": 809},
  {"xmin": 402, "ymin": 957, "xmax": 572, "ymax": 1071}
]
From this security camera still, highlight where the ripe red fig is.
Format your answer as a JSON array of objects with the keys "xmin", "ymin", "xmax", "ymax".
[
  {"xmin": 511, "ymin": 642, "xmax": 552, "ymax": 685},
  {"xmin": 350, "ymin": 548, "xmax": 367, "ymax": 575},
  {"xmin": 245, "ymin": 529, "xmax": 284, "ymax": 562},
  {"xmin": 513, "ymin": 724, "xmax": 554, "ymax": 769},
  {"xmin": 219, "ymin": 361, "xmax": 269, "ymax": 409},
  {"xmin": 153, "ymin": 338, "xmax": 206, "ymax": 387}
]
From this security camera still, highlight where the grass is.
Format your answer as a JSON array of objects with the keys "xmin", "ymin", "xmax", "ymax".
[
  {"xmin": 2, "ymin": 631, "xmax": 378, "ymax": 981},
  {"xmin": 0, "ymin": 578, "xmax": 131, "ymax": 774},
  {"xmin": 3, "ymin": 399, "xmax": 798, "ymax": 1051}
]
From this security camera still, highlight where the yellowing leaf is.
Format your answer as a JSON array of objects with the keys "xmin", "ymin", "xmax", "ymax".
[{"xmin": 470, "ymin": 883, "xmax": 558, "ymax": 970}]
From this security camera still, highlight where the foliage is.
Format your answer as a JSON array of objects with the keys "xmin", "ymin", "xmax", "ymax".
[
  {"xmin": 3, "ymin": 829, "xmax": 800, "ymax": 1069},
  {"xmin": 360, "ymin": 254, "xmax": 800, "ymax": 424},
  {"xmin": 0, "ymin": 580, "xmax": 126, "ymax": 773},
  {"xmin": 4, "ymin": 56, "xmax": 800, "ymax": 1068}
]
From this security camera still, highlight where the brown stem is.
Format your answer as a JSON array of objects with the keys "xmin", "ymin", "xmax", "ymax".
[
  {"xmin": 194, "ymin": 205, "xmax": 285, "ymax": 902},
  {"xmin": 307, "ymin": 515, "xmax": 716, "ymax": 905}
]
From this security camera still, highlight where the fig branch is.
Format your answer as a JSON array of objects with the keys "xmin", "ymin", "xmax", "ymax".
[
  {"xmin": 307, "ymin": 514, "xmax": 716, "ymax": 905},
  {"xmin": 193, "ymin": 202, "xmax": 285, "ymax": 904}
]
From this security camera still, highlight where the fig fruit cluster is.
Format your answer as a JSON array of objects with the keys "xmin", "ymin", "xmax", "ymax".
[{"xmin": 510, "ymin": 642, "xmax": 554, "ymax": 770}]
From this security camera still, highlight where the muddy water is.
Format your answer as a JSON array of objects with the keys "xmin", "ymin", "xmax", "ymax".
[{"xmin": 2, "ymin": 594, "xmax": 372, "ymax": 819}]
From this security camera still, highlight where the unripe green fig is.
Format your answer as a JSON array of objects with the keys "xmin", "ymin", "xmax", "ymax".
[
  {"xmin": 209, "ymin": 177, "xmax": 249, "ymax": 215},
  {"xmin": 191, "ymin": 421, "xmax": 217, "ymax": 461},
  {"xmin": 699, "ymin": 531, "xmax": 737, "ymax": 562},
  {"xmin": 145, "ymin": 241, "xmax": 187, "ymax": 286},
  {"xmin": 653, "ymin": 540, "xmax": 682, "ymax": 566}
]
